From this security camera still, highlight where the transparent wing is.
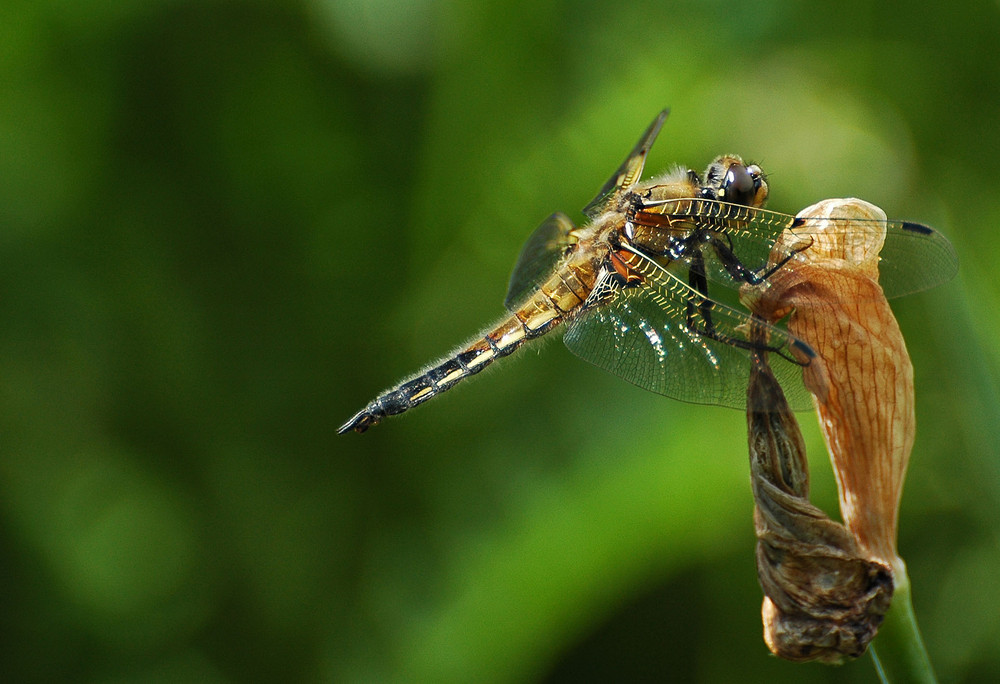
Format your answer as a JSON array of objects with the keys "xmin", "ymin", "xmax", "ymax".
[
  {"xmin": 582, "ymin": 109, "xmax": 669, "ymax": 218},
  {"xmin": 875, "ymin": 220, "xmax": 958, "ymax": 298},
  {"xmin": 504, "ymin": 212, "xmax": 576, "ymax": 310},
  {"xmin": 563, "ymin": 248, "xmax": 813, "ymax": 410},
  {"xmin": 636, "ymin": 199, "xmax": 958, "ymax": 298}
]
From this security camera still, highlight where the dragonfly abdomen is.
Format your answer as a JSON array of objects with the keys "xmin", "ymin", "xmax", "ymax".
[{"xmin": 337, "ymin": 285, "xmax": 580, "ymax": 434}]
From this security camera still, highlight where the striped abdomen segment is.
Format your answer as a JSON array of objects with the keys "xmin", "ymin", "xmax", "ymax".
[{"xmin": 338, "ymin": 264, "xmax": 595, "ymax": 434}]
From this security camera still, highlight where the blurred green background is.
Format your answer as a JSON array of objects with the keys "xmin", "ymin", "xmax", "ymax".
[{"xmin": 2, "ymin": 0, "xmax": 998, "ymax": 682}]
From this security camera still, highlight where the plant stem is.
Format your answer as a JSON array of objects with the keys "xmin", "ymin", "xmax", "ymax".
[{"xmin": 870, "ymin": 565, "xmax": 937, "ymax": 684}]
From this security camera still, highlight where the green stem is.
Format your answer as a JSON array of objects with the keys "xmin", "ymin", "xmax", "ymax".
[{"xmin": 870, "ymin": 565, "xmax": 937, "ymax": 684}]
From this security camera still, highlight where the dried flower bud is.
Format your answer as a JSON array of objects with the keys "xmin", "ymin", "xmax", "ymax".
[
  {"xmin": 740, "ymin": 198, "xmax": 921, "ymax": 661},
  {"xmin": 745, "ymin": 198, "xmax": 915, "ymax": 574},
  {"xmin": 747, "ymin": 344, "xmax": 893, "ymax": 662}
]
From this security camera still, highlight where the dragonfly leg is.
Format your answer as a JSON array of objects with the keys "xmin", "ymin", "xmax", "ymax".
[
  {"xmin": 685, "ymin": 249, "xmax": 717, "ymax": 333},
  {"xmin": 692, "ymin": 310, "xmax": 811, "ymax": 366},
  {"xmin": 705, "ymin": 231, "xmax": 814, "ymax": 285},
  {"xmin": 755, "ymin": 235, "xmax": 815, "ymax": 280},
  {"xmin": 685, "ymin": 249, "xmax": 812, "ymax": 367},
  {"xmin": 703, "ymin": 232, "xmax": 766, "ymax": 284}
]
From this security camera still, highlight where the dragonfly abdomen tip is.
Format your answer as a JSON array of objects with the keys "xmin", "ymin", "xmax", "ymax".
[{"xmin": 338, "ymin": 409, "xmax": 379, "ymax": 434}]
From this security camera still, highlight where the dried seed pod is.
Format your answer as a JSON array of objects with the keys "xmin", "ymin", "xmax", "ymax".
[
  {"xmin": 741, "ymin": 198, "xmax": 920, "ymax": 661},
  {"xmin": 747, "ymin": 345, "xmax": 893, "ymax": 663},
  {"xmin": 746, "ymin": 198, "xmax": 914, "ymax": 574}
]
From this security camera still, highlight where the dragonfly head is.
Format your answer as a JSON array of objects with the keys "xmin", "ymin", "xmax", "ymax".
[{"xmin": 701, "ymin": 156, "xmax": 769, "ymax": 208}]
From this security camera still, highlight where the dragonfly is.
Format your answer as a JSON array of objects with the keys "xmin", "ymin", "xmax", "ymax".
[{"xmin": 339, "ymin": 109, "xmax": 957, "ymax": 434}]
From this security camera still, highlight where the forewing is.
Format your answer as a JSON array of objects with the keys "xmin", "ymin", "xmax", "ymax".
[
  {"xmin": 873, "ymin": 220, "xmax": 958, "ymax": 298},
  {"xmin": 632, "ymin": 199, "xmax": 794, "ymax": 289},
  {"xmin": 563, "ymin": 250, "xmax": 812, "ymax": 410},
  {"xmin": 635, "ymin": 200, "xmax": 958, "ymax": 298},
  {"xmin": 582, "ymin": 109, "xmax": 669, "ymax": 219},
  {"xmin": 505, "ymin": 212, "xmax": 577, "ymax": 310},
  {"xmin": 784, "ymin": 212, "xmax": 958, "ymax": 298}
]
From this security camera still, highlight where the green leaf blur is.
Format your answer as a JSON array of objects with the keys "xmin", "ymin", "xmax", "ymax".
[{"xmin": 1, "ymin": 1, "xmax": 997, "ymax": 682}]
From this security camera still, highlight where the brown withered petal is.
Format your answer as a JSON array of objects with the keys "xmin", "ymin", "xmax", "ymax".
[
  {"xmin": 745, "ymin": 198, "xmax": 914, "ymax": 574},
  {"xmin": 747, "ymin": 344, "xmax": 893, "ymax": 663}
]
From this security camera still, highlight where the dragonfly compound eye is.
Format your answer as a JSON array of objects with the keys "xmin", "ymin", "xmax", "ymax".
[{"xmin": 722, "ymin": 164, "xmax": 757, "ymax": 206}]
